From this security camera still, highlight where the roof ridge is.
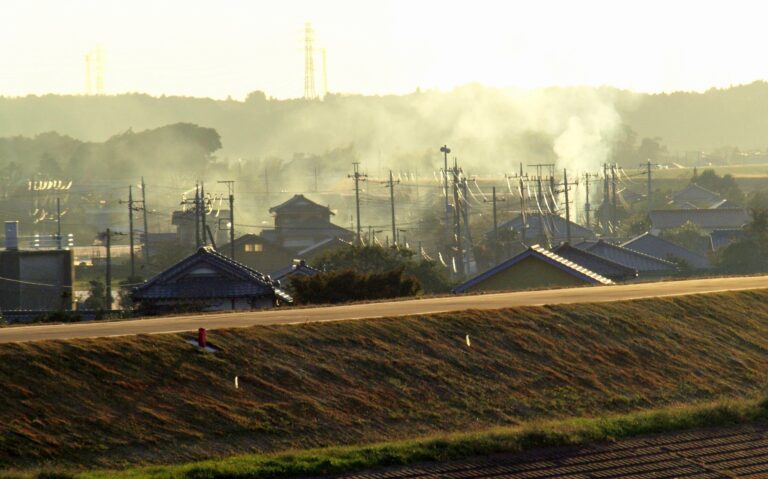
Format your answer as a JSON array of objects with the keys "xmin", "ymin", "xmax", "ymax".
[
  {"xmin": 592, "ymin": 239, "xmax": 677, "ymax": 266},
  {"xmin": 530, "ymin": 245, "xmax": 614, "ymax": 285}
]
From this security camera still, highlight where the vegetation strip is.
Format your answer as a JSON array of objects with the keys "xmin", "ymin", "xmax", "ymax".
[{"xmin": 16, "ymin": 396, "xmax": 768, "ymax": 479}]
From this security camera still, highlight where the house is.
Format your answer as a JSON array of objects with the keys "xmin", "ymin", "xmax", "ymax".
[
  {"xmin": 551, "ymin": 243, "xmax": 638, "ymax": 281},
  {"xmin": 132, "ymin": 246, "xmax": 291, "ymax": 313},
  {"xmin": 494, "ymin": 213, "xmax": 597, "ymax": 246},
  {"xmin": 296, "ymin": 237, "xmax": 353, "ymax": 265},
  {"xmin": 710, "ymin": 229, "xmax": 745, "ymax": 251},
  {"xmin": 649, "ymin": 208, "xmax": 751, "ymax": 234},
  {"xmin": 260, "ymin": 194, "xmax": 355, "ymax": 252},
  {"xmin": 171, "ymin": 209, "xmax": 231, "ymax": 248},
  {"xmin": 271, "ymin": 259, "xmax": 321, "ymax": 294},
  {"xmin": 218, "ymin": 234, "xmax": 295, "ymax": 274},
  {"xmin": 574, "ymin": 239, "xmax": 677, "ymax": 274},
  {"xmin": 670, "ymin": 183, "xmax": 721, "ymax": 208},
  {"xmin": 453, "ymin": 244, "xmax": 612, "ymax": 294},
  {"xmin": 0, "ymin": 221, "xmax": 74, "ymax": 311},
  {"xmin": 621, "ymin": 233, "xmax": 711, "ymax": 269}
]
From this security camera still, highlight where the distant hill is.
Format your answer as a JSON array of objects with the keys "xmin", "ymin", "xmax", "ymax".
[{"xmin": 2, "ymin": 82, "xmax": 768, "ymax": 172}]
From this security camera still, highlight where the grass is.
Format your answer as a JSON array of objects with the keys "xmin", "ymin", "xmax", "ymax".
[
  {"xmin": 8, "ymin": 396, "xmax": 768, "ymax": 479},
  {"xmin": 3, "ymin": 289, "xmax": 768, "ymax": 472}
]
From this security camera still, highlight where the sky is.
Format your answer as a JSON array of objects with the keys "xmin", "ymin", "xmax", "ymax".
[{"xmin": 1, "ymin": 0, "xmax": 767, "ymax": 100}]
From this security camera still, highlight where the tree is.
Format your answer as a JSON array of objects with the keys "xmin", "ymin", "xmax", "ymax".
[
  {"xmin": 716, "ymin": 209, "xmax": 768, "ymax": 273},
  {"xmin": 660, "ymin": 221, "xmax": 710, "ymax": 255},
  {"xmin": 693, "ymin": 169, "xmax": 744, "ymax": 204},
  {"xmin": 81, "ymin": 280, "xmax": 106, "ymax": 310},
  {"xmin": 290, "ymin": 268, "xmax": 420, "ymax": 304},
  {"xmin": 313, "ymin": 245, "xmax": 453, "ymax": 294}
]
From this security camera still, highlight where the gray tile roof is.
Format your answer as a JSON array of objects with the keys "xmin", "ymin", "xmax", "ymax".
[
  {"xmin": 710, "ymin": 228, "xmax": 745, "ymax": 251},
  {"xmin": 649, "ymin": 208, "xmax": 751, "ymax": 230},
  {"xmin": 454, "ymin": 244, "xmax": 613, "ymax": 293},
  {"xmin": 574, "ymin": 240, "xmax": 677, "ymax": 273},
  {"xmin": 551, "ymin": 243, "xmax": 638, "ymax": 281},
  {"xmin": 621, "ymin": 233, "xmax": 711, "ymax": 269},
  {"xmin": 133, "ymin": 246, "xmax": 291, "ymax": 302},
  {"xmin": 268, "ymin": 194, "xmax": 333, "ymax": 215},
  {"xmin": 493, "ymin": 213, "xmax": 597, "ymax": 243}
]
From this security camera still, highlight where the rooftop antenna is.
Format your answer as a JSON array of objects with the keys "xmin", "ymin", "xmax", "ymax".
[{"xmin": 303, "ymin": 22, "xmax": 316, "ymax": 99}]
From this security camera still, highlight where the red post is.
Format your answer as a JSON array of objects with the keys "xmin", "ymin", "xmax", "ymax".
[{"xmin": 198, "ymin": 328, "xmax": 207, "ymax": 348}]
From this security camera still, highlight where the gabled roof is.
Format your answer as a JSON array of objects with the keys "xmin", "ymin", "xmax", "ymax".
[
  {"xmin": 133, "ymin": 246, "xmax": 292, "ymax": 302},
  {"xmin": 552, "ymin": 243, "xmax": 638, "ymax": 280},
  {"xmin": 710, "ymin": 198, "xmax": 737, "ymax": 209},
  {"xmin": 621, "ymin": 233, "xmax": 711, "ymax": 269},
  {"xmin": 271, "ymin": 260, "xmax": 322, "ymax": 282},
  {"xmin": 672, "ymin": 183, "xmax": 721, "ymax": 203},
  {"xmin": 494, "ymin": 213, "xmax": 597, "ymax": 242},
  {"xmin": 296, "ymin": 237, "xmax": 353, "ymax": 258},
  {"xmin": 269, "ymin": 194, "xmax": 333, "ymax": 215},
  {"xmin": 649, "ymin": 208, "xmax": 751, "ymax": 230},
  {"xmin": 574, "ymin": 239, "xmax": 677, "ymax": 273},
  {"xmin": 453, "ymin": 244, "xmax": 613, "ymax": 293}
]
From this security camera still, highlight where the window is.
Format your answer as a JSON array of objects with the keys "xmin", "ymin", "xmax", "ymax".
[{"xmin": 244, "ymin": 243, "xmax": 263, "ymax": 253}]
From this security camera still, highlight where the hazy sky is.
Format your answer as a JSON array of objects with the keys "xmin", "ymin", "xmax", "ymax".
[{"xmin": 2, "ymin": 0, "xmax": 767, "ymax": 99}]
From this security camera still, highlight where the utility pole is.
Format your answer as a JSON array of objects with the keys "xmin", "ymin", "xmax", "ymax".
[
  {"xmin": 348, "ymin": 163, "xmax": 367, "ymax": 245},
  {"xmin": 141, "ymin": 177, "xmax": 149, "ymax": 264},
  {"xmin": 105, "ymin": 228, "xmax": 111, "ymax": 309},
  {"xmin": 584, "ymin": 172, "xmax": 592, "ymax": 229},
  {"xmin": 451, "ymin": 158, "xmax": 464, "ymax": 275},
  {"xmin": 56, "ymin": 197, "xmax": 62, "ymax": 250},
  {"xmin": 200, "ymin": 182, "xmax": 207, "ymax": 246},
  {"xmin": 194, "ymin": 183, "xmax": 201, "ymax": 249},
  {"xmin": 128, "ymin": 186, "xmax": 135, "ymax": 278},
  {"xmin": 611, "ymin": 164, "xmax": 618, "ymax": 226},
  {"xmin": 440, "ymin": 145, "xmax": 451, "ymax": 243},
  {"xmin": 384, "ymin": 170, "xmax": 399, "ymax": 246},
  {"xmin": 640, "ymin": 159, "xmax": 656, "ymax": 215},
  {"xmin": 562, "ymin": 169, "xmax": 573, "ymax": 243},
  {"xmin": 484, "ymin": 186, "xmax": 506, "ymax": 264},
  {"xmin": 218, "ymin": 180, "xmax": 236, "ymax": 260}
]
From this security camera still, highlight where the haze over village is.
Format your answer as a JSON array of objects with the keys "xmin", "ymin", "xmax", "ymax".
[{"xmin": 4, "ymin": 1, "xmax": 768, "ymax": 478}]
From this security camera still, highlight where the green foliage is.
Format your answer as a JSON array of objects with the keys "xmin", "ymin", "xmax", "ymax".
[
  {"xmin": 716, "ymin": 209, "xmax": 768, "ymax": 273},
  {"xmin": 118, "ymin": 276, "xmax": 143, "ymax": 310},
  {"xmin": 290, "ymin": 268, "xmax": 420, "ymax": 304},
  {"xmin": 81, "ymin": 280, "xmax": 106, "ymax": 310},
  {"xmin": 660, "ymin": 221, "xmax": 710, "ymax": 255},
  {"xmin": 313, "ymin": 245, "xmax": 453, "ymax": 294},
  {"xmin": 692, "ymin": 169, "xmax": 744, "ymax": 204}
]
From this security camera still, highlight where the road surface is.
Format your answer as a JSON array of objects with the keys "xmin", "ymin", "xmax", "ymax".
[{"xmin": 1, "ymin": 275, "xmax": 767, "ymax": 344}]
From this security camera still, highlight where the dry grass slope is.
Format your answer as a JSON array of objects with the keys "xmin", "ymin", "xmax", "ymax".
[{"xmin": 2, "ymin": 290, "xmax": 768, "ymax": 471}]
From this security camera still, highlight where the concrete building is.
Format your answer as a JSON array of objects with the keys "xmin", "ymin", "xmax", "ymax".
[{"xmin": 0, "ymin": 221, "xmax": 74, "ymax": 311}]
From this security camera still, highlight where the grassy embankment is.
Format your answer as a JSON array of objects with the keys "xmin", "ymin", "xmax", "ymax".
[{"xmin": 3, "ymin": 290, "xmax": 768, "ymax": 476}]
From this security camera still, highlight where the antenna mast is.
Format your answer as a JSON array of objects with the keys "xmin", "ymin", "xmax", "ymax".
[{"xmin": 303, "ymin": 22, "xmax": 316, "ymax": 99}]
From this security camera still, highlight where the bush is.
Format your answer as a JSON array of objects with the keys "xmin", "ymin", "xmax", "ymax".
[{"xmin": 291, "ymin": 268, "xmax": 421, "ymax": 304}]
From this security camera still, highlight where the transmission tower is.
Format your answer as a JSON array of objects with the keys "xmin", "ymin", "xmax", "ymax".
[{"xmin": 303, "ymin": 22, "xmax": 316, "ymax": 99}]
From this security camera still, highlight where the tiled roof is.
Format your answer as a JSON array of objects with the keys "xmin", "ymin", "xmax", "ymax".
[
  {"xmin": 575, "ymin": 240, "xmax": 677, "ymax": 273},
  {"xmin": 493, "ymin": 213, "xmax": 597, "ymax": 243},
  {"xmin": 453, "ymin": 244, "xmax": 613, "ymax": 293},
  {"xmin": 296, "ymin": 237, "xmax": 353, "ymax": 257},
  {"xmin": 268, "ymin": 194, "xmax": 333, "ymax": 215},
  {"xmin": 271, "ymin": 260, "xmax": 322, "ymax": 282},
  {"xmin": 672, "ymin": 183, "xmax": 721, "ymax": 203},
  {"xmin": 552, "ymin": 243, "xmax": 638, "ymax": 280},
  {"xmin": 650, "ymin": 208, "xmax": 751, "ymax": 230},
  {"xmin": 133, "ymin": 246, "xmax": 292, "ymax": 302},
  {"xmin": 621, "ymin": 233, "xmax": 711, "ymax": 269},
  {"xmin": 337, "ymin": 423, "xmax": 768, "ymax": 479},
  {"xmin": 710, "ymin": 228, "xmax": 745, "ymax": 251}
]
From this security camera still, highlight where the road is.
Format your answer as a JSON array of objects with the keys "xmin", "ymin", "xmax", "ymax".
[{"xmin": 1, "ymin": 275, "xmax": 767, "ymax": 344}]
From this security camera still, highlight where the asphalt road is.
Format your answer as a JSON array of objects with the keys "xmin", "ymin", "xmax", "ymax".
[{"xmin": 2, "ymin": 275, "xmax": 767, "ymax": 344}]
